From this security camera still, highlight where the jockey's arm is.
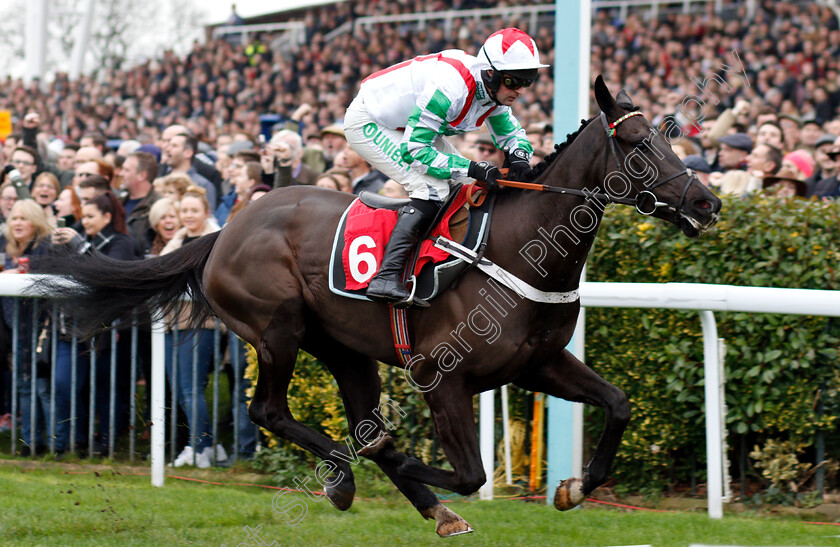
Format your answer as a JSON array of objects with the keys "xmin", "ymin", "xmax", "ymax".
[
  {"xmin": 399, "ymin": 83, "xmax": 535, "ymax": 180},
  {"xmin": 485, "ymin": 109, "xmax": 534, "ymax": 157},
  {"xmin": 400, "ymin": 84, "xmax": 472, "ymax": 181},
  {"xmin": 400, "ymin": 106, "xmax": 470, "ymax": 180}
]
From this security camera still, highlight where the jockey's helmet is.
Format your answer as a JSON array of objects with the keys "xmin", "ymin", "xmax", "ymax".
[{"xmin": 478, "ymin": 28, "xmax": 550, "ymax": 103}]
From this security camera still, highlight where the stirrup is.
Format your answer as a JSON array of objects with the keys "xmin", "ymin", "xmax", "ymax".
[{"xmin": 393, "ymin": 275, "xmax": 429, "ymax": 309}]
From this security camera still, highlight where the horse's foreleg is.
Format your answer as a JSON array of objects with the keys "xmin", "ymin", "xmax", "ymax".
[
  {"xmin": 513, "ymin": 348, "xmax": 630, "ymax": 510},
  {"xmin": 248, "ymin": 300, "xmax": 356, "ymax": 510},
  {"xmin": 321, "ymin": 351, "xmax": 471, "ymax": 537}
]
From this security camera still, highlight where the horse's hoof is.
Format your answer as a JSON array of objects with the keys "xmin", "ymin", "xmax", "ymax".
[
  {"xmin": 436, "ymin": 517, "xmax": 473, "ymax": 538},
  {"xmin": 324, "ymin": 481, "xmax": 355, "ymax": 511},
  {"xmin": 358, "ymin": 433, "xmax": 394, "ymax": 459},
  {"xmin": 554, "ymin": 477, "xmax": 585, "ymax": 511},
  {"xmin": 420, "ymin": 503, "xmax": 474, "ymax": 538}
]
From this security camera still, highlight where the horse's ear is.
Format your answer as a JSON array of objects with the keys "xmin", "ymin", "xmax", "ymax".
[
  {"xmin": 616, "ymin": 89, "xmax": 634, "ymax": 110},
  {"xmin": 594, "ymin": 75, "xmax": 619, "ymax": 118}
]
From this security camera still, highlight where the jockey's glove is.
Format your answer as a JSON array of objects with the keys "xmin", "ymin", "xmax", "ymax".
[
  {"xmin": 507, "ymin": 148, "xmax": 531, "ymax": 180},
  {"xmin": 468, "ymin": 161, "xmax": 502, "ymax": 192}
]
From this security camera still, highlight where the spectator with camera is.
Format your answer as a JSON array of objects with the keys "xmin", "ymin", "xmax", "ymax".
[
  {"xmin": 261, "ymin": 130, "xmax": 318, "ymax": 188},
  {"xmin": 51, "ymin": 191, "xmax": 139, "ymax": 455}
]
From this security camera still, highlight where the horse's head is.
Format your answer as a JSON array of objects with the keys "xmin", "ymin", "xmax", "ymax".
[{"xmin": 594, "ymin": 75, "xmax": 721, "ymax": 237}]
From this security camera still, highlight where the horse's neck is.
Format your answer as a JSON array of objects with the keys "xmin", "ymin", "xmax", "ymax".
[{"xmin": 502, "ymin": 126, "xmax": 606, "ymax": 292}]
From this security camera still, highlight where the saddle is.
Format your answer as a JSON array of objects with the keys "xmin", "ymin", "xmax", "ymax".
[{"xmin": 328, "ymin": 184, "xmax": 494, "ymax": 303}]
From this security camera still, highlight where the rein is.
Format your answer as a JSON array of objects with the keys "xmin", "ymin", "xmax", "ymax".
[{"xmin": 467, "ymin": 110, "xmax": 701, "ymax": 218}]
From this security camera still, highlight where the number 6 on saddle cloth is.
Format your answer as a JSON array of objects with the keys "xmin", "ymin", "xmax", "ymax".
[{"xmin": 328, "ymin": 184, "xmax": 494, "ymax": 304}]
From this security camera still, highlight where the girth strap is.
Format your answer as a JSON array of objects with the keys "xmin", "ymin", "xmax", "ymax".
[{"xmin": 388, "ymin": 303, "xmax": 414, "ymax": 367}]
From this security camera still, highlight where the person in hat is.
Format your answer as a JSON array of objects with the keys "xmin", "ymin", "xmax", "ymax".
[
  {"xmin": 137, "ymin": 143, "xmax": 162, "ymax": 163},
  {"xmin": 763, "ymin": 167, "xmax": 808, "ymax": 198},
  {"xmin": 761, "ymin": 151, "xmax": 813, "ymax": 198},
  {"xmin": 782, "ymin": 150, "xmax": 815, "ymax": 181},
  {"xmin": 319, "ymin": 124, "xmax": 346, "ymax": 170},
  {"xmin": 344, "ymin": 27, "xmax": 548, "ymax": 306},
  {"xmin": 716, "ymin": 133, "xmax": 753, "ymax": 169},
  {"xmin": 762, "ymin": 172, "xmax": 808, "ymax": 198},
  {"xmin": 293, "ymin": 124, "xmax": 346, "ymax": 175},
  {"xmin": 681, "ymin": 155, "xmax": 713, "ymax": 188},
  {"xmin": 709, "ymin": 132, "xmax": 753, "ymax": 195},
  {"xmin": 806, "ymin": 134, "xmax": 838, "ymax": 197}
]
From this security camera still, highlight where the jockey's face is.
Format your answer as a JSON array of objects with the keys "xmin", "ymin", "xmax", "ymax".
[{"xmin": 495, "ymin": 80, "xmax": 525, "ymax": 106}]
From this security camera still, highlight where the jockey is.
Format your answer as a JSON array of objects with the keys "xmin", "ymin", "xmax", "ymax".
[{"xmin": 344, "ymin": 28, "xmax": 550, "ymax": 306}]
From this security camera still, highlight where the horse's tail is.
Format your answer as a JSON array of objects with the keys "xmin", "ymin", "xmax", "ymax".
[{"xmin": 31, "ymin": 231, "xmax": 222, "ymax": 338}]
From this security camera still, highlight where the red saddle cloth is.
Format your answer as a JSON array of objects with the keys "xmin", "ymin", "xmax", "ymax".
[{"xmin": 342, "ymin": 186, "xmax": 470, "ymax": 290}]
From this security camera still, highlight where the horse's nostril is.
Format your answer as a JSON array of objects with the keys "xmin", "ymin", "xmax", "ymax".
[{"xmin": 696, "ymin": 200, "xmax": 712, "ymax": 210}]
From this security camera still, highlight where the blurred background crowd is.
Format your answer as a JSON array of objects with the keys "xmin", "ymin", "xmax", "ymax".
[{"xmin": 0, "ymin": 0, "xmax": 837, "ymax": 457}]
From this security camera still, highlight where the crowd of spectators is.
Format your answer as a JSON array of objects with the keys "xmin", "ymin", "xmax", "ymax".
[{"xmin": 0, "ymin": 0, "xmax": 839, "ymax": 456}]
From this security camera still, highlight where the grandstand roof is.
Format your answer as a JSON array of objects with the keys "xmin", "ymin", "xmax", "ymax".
[{"xmin": 207, "ymin": 0, "xmax": 344, "ymax": 26}]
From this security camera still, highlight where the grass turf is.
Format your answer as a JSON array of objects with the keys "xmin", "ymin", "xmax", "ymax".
[{"xmin": 2, "ymin": 461, "xmax": 839, "ymax": 547}]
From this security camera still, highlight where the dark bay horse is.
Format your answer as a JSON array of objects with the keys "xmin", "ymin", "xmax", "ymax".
[{"xmin": 35, "ymin": 77, "xmax": 721, "ymax": 537}]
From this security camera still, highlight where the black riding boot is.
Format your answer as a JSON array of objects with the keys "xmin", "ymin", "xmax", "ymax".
[{"xmin": 366, "ymin": 199, "xmax": 440, "ymax": 306}]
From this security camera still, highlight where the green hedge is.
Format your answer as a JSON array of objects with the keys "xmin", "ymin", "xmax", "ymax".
[{"xmin": 584, "ymin": 195, "xmax": 840, "ymax": 493}]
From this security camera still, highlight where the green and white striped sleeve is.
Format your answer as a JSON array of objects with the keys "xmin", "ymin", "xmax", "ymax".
[
  {"xmin": 400, "ymin": 89, "xmax": 471, "ymax": 180},
  {"xmin": 486, "ymin": 109, "xmax": 533, "ymax": 156}
]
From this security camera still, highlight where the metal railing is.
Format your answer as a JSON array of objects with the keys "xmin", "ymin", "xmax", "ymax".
[
  {"xmin": 354, "ymin": 5, "xmax": 555, "ymax": 37},
  {"xmin": 592, "ymin": 0, "xmax": 757, "ymax": 21},
  {"xmin": 211, "ymin": 21, "xmax": 308, "ymax": 45},
  {"xmin": 1, "ymin": 277, "xmax": 259, "ymax": 467}
]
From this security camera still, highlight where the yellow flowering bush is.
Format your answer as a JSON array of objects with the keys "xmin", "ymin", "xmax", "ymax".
[{"xmin": 244, "ymin": 345, "xmax": 347, "ymax": 450}]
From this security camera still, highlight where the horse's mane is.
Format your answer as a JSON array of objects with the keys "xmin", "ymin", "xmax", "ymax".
[{"xmin": 528, "ymin": 115, "xmax": 598, "ymax": 179}]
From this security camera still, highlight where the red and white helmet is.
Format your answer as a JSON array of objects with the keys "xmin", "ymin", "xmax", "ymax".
[{"xmin": 478, "ymin": 28, "xmax": 550, "ymax": 72}]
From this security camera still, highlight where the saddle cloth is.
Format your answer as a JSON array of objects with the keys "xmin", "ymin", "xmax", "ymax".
[{"xmin": 328, "ymin": 185, "xmax": 492, "ymax": 302}]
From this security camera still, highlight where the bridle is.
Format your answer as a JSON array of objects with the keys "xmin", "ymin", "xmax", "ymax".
[
  {"xmin": 597, "ymin": 111, "xmax": 699, "ymax": 217},
  {"xmin": 468, "ymin": 110, "xmax": 703, "ymax": 219}
]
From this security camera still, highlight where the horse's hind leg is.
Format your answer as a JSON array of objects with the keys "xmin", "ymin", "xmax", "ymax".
[
  {"xmin": 513, "ymin": 348, "xmax": 630, "ymax": 511},
  {"xmin": 318, "ymin": 347, "xmax": 473, "ymax": 537},
  {"xmin": 248, "ymin": 300, "xmax": 357, "ymax": 510}
]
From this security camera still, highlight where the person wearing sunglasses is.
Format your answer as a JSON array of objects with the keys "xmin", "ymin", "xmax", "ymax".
[
  {"xmin": 473, "ymin": 133, "xmax": 505, "ymax": 167},
  {"xmin": 344, "ymin": 27, "xmax": 549, "ymax": 306}
]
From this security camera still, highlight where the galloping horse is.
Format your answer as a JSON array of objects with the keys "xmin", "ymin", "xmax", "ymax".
[{"xmin": 36, "ymin": 77, "xmax": 721, "ymax": 536}]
